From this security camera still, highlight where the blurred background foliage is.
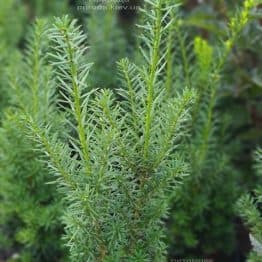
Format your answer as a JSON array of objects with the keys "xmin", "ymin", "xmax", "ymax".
[
  {"xmin": 171, "ymin": 1, "xmax": 261, "ymax": 260},
  {"xmin": 0, "ymin": 0, "xmax": 261, "ymax": 261}
]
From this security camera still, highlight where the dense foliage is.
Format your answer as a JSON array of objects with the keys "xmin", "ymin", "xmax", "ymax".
[
  {"xmin": 0, "ymin": 0, "xmax": 261, "ymax": 261},
  {"xmin": 0, "ymin": 20, "xmax": 65, "ymax": 261},
  {"xmin": 168, "ymin": 0, "xmax": 258, "ymax": 257},
  {"xmin": 238, "ymin": 148, "xmax": 262, "ymax": 261},
  {"xmin": 25, "ymin": 1, "xmax": 195, "ymax": 258}
]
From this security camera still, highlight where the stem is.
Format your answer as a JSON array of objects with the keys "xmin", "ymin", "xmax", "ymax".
[
  {"xmin": 143, "ymin": 0, "xmax": 163, "ymax": 159},
  {"xmin": 63, "ymin": 29, "xmax": 92, "ymax": 176}
]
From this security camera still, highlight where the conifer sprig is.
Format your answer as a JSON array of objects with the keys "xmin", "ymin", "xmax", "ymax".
[
  {"xmin": 238, "ymin": 148, "xmax": 262, "ymax": 261},
  {"xmin": 48, "ymin": 17, "xmax": 93, "ymax": 176},
  {"xmin": 25, "ymin": 1, "xmax": 195, "ymax": 259},
  {"xmin": 168, "ymin": 0, "xmax": 258, "ymax": 255},
  {"xmin": 0, "ymin": 19, "xmax": 66, "ymax": 261},
  {"xmin": 139, "ymin": 0, "xmax": 181, "ymax": 159}
]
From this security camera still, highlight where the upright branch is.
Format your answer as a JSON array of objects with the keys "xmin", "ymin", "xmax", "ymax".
[
  {"xmin": 24, "ymin": 19, "xmax": 48, "ymax": 117},
  {"xmin": 49, "ymin": 17, "xmax": 93, "ymax": 175}
]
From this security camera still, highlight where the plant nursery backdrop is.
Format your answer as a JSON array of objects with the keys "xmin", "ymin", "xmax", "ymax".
[{"xmin": 0, "ymin": 0, "xmax": 261, "ymax": 261}]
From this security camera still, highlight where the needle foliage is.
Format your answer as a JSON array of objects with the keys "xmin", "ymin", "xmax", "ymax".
[
  {"xmin": 167, "ymin": 0, "xmax": 258, "ymax": 257},
  {"xmin": 238, "ymin": 148, "xmax": 262, "ymax": 262},
  {"xmin": 0, "ymin": 20, "xmax": 65, "ymax": 261},
  {"xmin": 0, "ymin": 0, "xmax": 260, "ymax": 261},
  {"xmin": 24, "ymin": 0, "xmax": 195, "ymax": 260}
]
